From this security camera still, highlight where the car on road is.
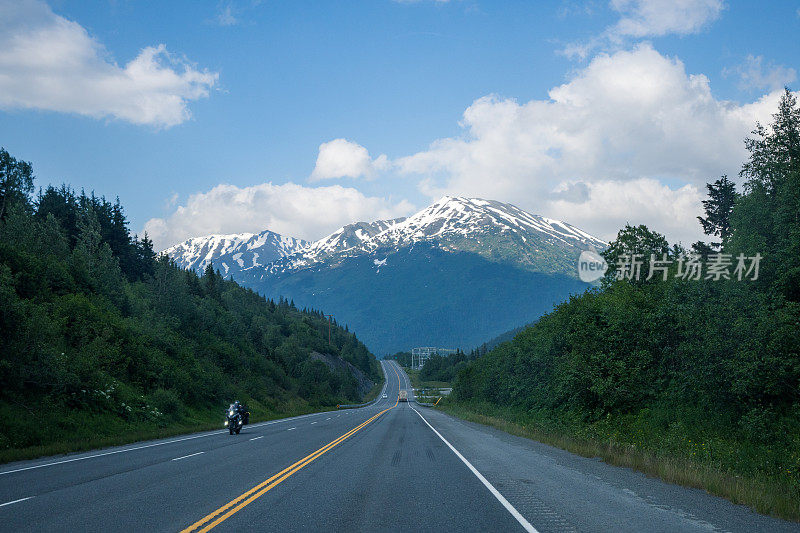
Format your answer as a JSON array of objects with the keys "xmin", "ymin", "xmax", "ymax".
[{"xmin": 382, "ymin": 393, "xmax": 387, "ymax": 398}]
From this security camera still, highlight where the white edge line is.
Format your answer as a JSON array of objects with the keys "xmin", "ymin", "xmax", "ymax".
[
  {"xmin": 249, "ymin": 436, "xmax": 264, "ymax": 441},
  {"xmin": 410, "ymin": 405, "xmax": 538, "ymax": 533},
  {"xmin": 0, "ymin": 497, "xmax": 32, "ymax": 508},
  {"xmin": 0, "ymin": 411, "xmax": 329, "ymax": 476},
  {"xmin": 172, "ymin": 451, "xmax": 204, "ymax": 461}
]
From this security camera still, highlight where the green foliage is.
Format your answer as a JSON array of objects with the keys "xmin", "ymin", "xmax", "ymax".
[
  {"xmin": 419, "ymin": 348, "xmax": 483, "ymax": 383},
  {"xmin": 600, "ymin": 224, "xmax": 670, "ymax": 285},
  {"xmin": 697, "ymin": 175, "xmax": 738, "ymax": 249},
  {"xmin": 0, "ymin": 167, "xmax": 378, "ymax": 454},
  {"xmin": 730, "ymin": 89, "xmax": 800, "ymax": 301},
  {"xmin": 0, "ymin": 148, "xmax": 34, "ymax": 222},
  {"xmin": 390, "ymin": 351, "xmax": 411, "ymax": 367},
  {"xmin": 452, "ymin": 91, "xmax": 800, "ymax": 497}
]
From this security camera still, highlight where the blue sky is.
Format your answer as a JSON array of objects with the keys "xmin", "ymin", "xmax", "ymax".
[{"xmin": 1, "ymin": 0, "xmax": 798, "ymax": 249}]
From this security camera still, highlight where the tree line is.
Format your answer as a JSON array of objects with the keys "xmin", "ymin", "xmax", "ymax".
[
  {"xmin": 0, "ymin": 156, "xmax": 380, "ymax": 452},
  {"xmin": 450, "ymin": 90, "xmax": 800, "ymax": 497}
]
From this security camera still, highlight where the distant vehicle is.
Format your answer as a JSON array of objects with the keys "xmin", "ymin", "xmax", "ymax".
[
  {"xmin": 399, "ymin": 390, "xmax": 408, "ymax": 402},
  {"xmin": 382, "ymin": 393, "xmax": 388, "ymax": 398}
]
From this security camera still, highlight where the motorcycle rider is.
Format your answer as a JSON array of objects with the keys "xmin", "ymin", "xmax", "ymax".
[{"xmin": 232, "ymin": 400, "xmax": 249, "ymax": 425}]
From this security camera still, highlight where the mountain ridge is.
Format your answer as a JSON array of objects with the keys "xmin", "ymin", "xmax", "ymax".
[
  {"xmin": 164, "ymin": 229, "xmax": 308, "ymax": 276},
  {"xmin": 165, "ymin": 196, "xmax": 606, "ymax": 280},
  {"xmin": 163, "ymin": 196, "xmax": 605, "ymax": 354}
]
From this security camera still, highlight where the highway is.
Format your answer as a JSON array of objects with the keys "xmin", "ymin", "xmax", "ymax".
[{"xmin": 0, "ymin": 360, "xmax": 797, "ymax": 532}]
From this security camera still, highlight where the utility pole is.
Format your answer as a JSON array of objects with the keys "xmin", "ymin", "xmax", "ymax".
[{"xmin": 325, "ymin": 314, "xmax": 334, "ymax": 346}]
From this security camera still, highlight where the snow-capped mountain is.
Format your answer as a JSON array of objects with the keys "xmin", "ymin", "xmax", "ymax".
[
  {"xmin": 163, "ymin": 196, "xmax": 606, "ymax": 355},
  {"xmin": 163, "ymin": 229, "xmax": 308, "ymax": 276},
  {"xmin": 367, "ymin": 196, "xmax": 604, "ymax": 251},
  {"xmin": 267, "ymin": 218, "xmax": 406, "ymax": 272},
  {"xmin": 267, "ymin": 196, "xmax": 606, "ymax": 276}
]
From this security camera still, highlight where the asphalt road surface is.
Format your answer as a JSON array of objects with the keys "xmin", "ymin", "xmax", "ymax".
[{"xmin": 0, "ymin": 360, "xmax": 797, "ymax": 532}]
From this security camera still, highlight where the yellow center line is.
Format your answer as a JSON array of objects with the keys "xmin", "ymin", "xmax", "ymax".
[{"xmin": 181, "ymin": 362, "xmax": 403, "ymax": 533}]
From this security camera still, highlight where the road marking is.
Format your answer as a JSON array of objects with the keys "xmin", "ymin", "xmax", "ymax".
[
  {"xmin": 410, "ymin": 405, "xmax": 538, "ymax": 533},
  {"xmin": 249, "ymin": 436, "xmax": 264, "ymax": 441},
  {"xmin": 0, "ymin": 412, "xmax": 330, "ymax": 477},
  {"xmin": 326, "ymin": 417, "xmax": 331, "ymax": 420},
  {"xmin": 0, "ymin": 497, "xmax": 32, "ymax": 508},
  {"xmin": 172, "ymin": 452, "xmax": 204, "ymax": 462},
  {"xmin": 287, "ymin": 427, "xmax": 296, "ymax": 431},
  {"xmin": 310, "ymin": 421, "xmax": 317, "ymax": 425},
  {"xmin": 181, "ymin": 364, "xmax": 403, "ymax": 533}
]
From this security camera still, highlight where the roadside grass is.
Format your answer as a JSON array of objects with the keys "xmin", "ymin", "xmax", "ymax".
[
  {"xmin": 438, "ymin": 402, "xmax": 800, "ymax": 522},
  {"xmin": 0, "ymin": 400, "xmax": 337, "ymax": 465}
]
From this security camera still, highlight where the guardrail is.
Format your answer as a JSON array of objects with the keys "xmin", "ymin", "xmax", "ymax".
[
  {"xmin": 414, "ymin": 397, "xmax": 442, "ymax": 408},
  {"xmin": 336, "ymin": 401, "xmax": 373, "ymax": 409}
]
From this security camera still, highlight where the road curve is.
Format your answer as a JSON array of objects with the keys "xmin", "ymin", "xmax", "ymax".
[{"xmin": 0, "ymin": 360, "xmax": 796, "ymax": 532}]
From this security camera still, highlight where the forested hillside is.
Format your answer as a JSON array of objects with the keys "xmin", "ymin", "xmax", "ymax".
[
  {"xmin": 257, "ymin": 244, "xmax": 588, "ymax": 355},
  {"xmin": 0, "ymin": 152, "xmax": 380, "ymax": 459},
  {"xmin": 449, "ymin": 90, "xmax": 800, "ymax": 518}
]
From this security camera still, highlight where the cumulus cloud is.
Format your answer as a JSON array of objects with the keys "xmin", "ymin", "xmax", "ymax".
[
  {"xmin": 726, "ymin": 55, "xmax": 797, "ymax": 92},
  {"xmin": 564, "ymin": 0, "xmax": 725, "ymax": 59},
  {"xmin": 144, "ymin": 182, "xmax": 414, "ymax": 251},
  {"xmin": 310, "ymin": 138, "xmax": 388, "ymax": 181},
  {"xmin": 0, "ymin": 0, "xmax": 218, "ymax": 128},
  {"xmin": 393, "ymin": 44, "xmax": 787, "ymax": 243},
  {"xmin": 548, "ymin": 179, "xmax": 705, "ymax": 243}
]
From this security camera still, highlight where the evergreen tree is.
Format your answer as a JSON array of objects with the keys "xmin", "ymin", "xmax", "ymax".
[
  {"xmin": 0, "ymin": 148, "xmax": 34, "ymax": 222},
  {"xmin": 697, "ymin": 176, "xmax": 738, "ymax": 249}
]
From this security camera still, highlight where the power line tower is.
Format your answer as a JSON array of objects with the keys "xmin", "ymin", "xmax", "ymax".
[{"xmin": 411, "ymin": 347, "xmax": 457, "ymax": 369}]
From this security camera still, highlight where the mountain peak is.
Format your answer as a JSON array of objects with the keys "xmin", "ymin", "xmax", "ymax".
[
  {"xmin": 163, "ymin": 228, "xmax": 309, "ymax": 275},
  {"xmin": 164, "ymin": 196, "xmax": 605, "ymax": 280},
  {"xmin": 262, "ymin": 197, "xmax": 605, "ymax": 277}
]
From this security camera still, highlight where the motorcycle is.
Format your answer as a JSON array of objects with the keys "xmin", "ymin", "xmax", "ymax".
[{"xmin": 225, "ymin": 405, "xmax": 243, "ymax": 435}]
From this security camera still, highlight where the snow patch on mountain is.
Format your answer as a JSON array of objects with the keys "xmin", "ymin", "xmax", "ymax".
[
  {"xmin": 266, "ymin": 196, "xmax": 606, "ymax": 276},
  {"xmin": 163, "ymin": 229, "xmax": 309, "ymax": 273},
  {"xmin": 165, "ymin": 196, "xmax": 606, "ymax": 281}
]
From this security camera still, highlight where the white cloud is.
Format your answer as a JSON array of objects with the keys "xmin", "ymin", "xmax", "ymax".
[
  {"xmin": 393, "ymin": 44, "xmax": 787, "ymax": 243},
  {"xmin": 609, "ymin": 0, "xmax": 724, "ymax": 38},
  {"xmin": 0, "ymin": 0, "xmax": 218, "ymax": 128},
  {"xmin": 310, "ymin": 138, "xmax": 388, "ymax": 181},
  {"xmin": 548, "ymin": 179, "xmax": 705, "ymax": 244},
  {"xmin": 217, "ymin": 3, "xmax": 239, "ymax": 27},
  {"xmin": 726, "ymin": 55, "xmax": 797, "ymax": 92},
  {"xmin": 564, "ymin": 0, "xmax": 725, "ymax": 59},
  {"xmin": 144, "ymin": 182, "xmax": 414, "ymax": 251}
]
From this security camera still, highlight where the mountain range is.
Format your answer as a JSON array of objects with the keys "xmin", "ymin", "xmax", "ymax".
[
  {"xmin": 164, "ymin": 196, "xmax": 606, "ymax": 355},
  {"xmin": 163, "ymin": 230, "xmax": 308, "ymax": 276}
]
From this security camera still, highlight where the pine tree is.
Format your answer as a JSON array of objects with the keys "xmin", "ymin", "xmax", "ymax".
[
  {"xmin": 697, "ymin": 176, "xmax": 738, "ymax": 249},
  {"xmin": 0, "ymin": 148, "xmax": 34, "ymax": 223}
]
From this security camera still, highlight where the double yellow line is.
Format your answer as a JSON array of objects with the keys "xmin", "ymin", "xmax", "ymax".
[{"xmin": 182, "ymin": 364, "xmax": 402, "ymax": 532}]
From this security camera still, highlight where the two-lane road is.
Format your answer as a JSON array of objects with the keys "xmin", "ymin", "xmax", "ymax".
[{"xmin": 1, "ymin": 360, "xmax": 797, "ymax": 532}]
